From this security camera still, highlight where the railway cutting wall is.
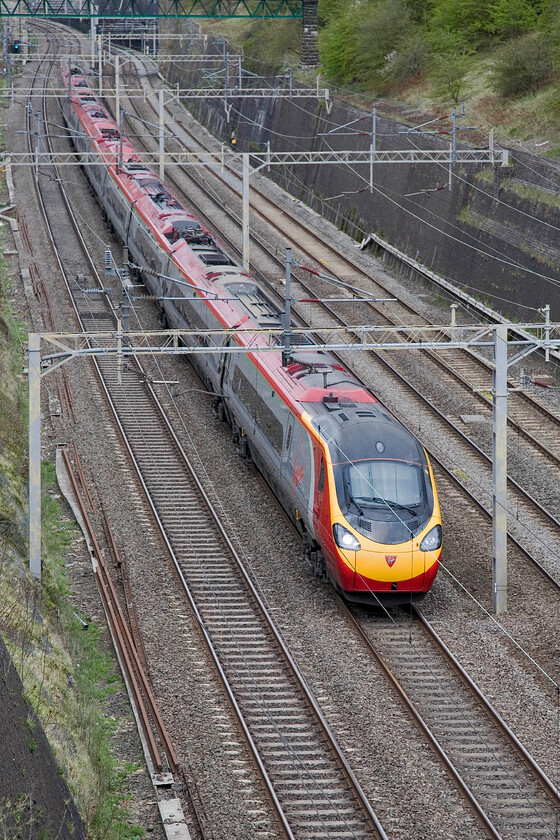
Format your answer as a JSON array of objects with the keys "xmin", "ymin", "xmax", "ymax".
[
  {"xmin": 164, "ymin": 47, "xmax": 560, "ymax": 323},
  {"xmin": 0, "ymin": 634, "xmax": 87, "ymax": 838}
]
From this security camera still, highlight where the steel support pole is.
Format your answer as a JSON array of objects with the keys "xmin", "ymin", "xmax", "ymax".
[
  {"xmin": 492, "ymin": 323, "xmax": 508, "ymax": 614},
  {"xmin": 242, "ymin": 152, "xmax": 250, "ymax": 271},
  {"xmin": 452, "ymin": 107, "xmax": 457, "ymax": 167},
  {"xmin": 90, "ymin": 14, "xmax": 95, "ymax": 68},
  {"xmin": 282, "ymin": 248, "xmax": 292, "ymax": 366},
  {"xmin": 369, "ymin": 107, "xmax": 376, "ymax": 192},
  {"xmin": 28, "ymin": 333, "xmax": 41, "ymax": 580},
  {"xmin": 159, "ymin": 89, "xmax": 165, "ymax": 182},
  {"xmin": 97, "ymin": 32, "xmax": 102, "ymax": 96},
  {"xmin": 115, "ymin": 54, "xmax": 120, "ymax": 127}
]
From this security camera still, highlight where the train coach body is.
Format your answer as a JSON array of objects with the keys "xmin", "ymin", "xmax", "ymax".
[{"xmin": 61, "ymin": 64, "xmax": 442, "ymax": 604}]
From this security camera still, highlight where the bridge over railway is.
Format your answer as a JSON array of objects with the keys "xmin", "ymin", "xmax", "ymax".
[
  {"xmin": 1, "ymin": 0, "xmax": 319, "ymax": 67},
  {"xmin": 0, "ymin": 0, "xmax": 305, "ymax": 16}
]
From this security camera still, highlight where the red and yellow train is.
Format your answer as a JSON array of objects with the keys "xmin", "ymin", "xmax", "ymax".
[{"xmin": 61, "ymin": 64, "xmax": 442, "ymax": 604}]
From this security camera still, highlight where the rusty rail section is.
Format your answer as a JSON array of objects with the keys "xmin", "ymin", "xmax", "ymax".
[
  {"xmin": 101, "ymin": 504, "xmax": 150, "ymax": 673},
  {"xmin": 60, "ymin": 445, "xmax": 178, "ymax": 775}
]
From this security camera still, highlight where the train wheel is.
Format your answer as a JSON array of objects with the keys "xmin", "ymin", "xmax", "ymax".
[
  {"xmin": 233, "ymin": 425, "xmax": 251, "ymax": 460},
  {"xmin": 212, "ymin": 397, "xmax": 225, "ymax": 422},
  {"xmin": 236, "ymin": 436, "xmax": 250, "ymax": 460}
]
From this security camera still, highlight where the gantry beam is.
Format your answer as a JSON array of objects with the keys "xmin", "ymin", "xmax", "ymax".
[
  {"xmin": 0, "ymin": 0, "xmax": 303, "ymax": 17},
  {"xmin": 3, "ymin": 147, "xmax": 510, "ymax": 167},
  {"xmin": 28, "ymin": 320, "xmax": 560, "ymax": 616}
]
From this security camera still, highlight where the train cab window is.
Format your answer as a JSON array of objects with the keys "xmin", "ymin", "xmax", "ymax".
[
  {"xmin": 318, "ymin": 457, "xmax": 325, "ymax": 493},
  {"xmin": 347, "ymin": 460, "xmax": 423, "ymax": 507}
]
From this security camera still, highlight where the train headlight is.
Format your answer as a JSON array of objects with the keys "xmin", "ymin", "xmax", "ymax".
[
  {"xmin": 420, "ymin": 525, "xmax": 442, "ymax": 552},
  {"xmin": 333, "ymin": 524, "xmax": 361, "ymax": 551}
]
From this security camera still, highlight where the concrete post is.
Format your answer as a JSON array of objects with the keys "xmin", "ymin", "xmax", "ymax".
[
  {"xmin": 492, "ymin": 324, "xmax": 508, "ymax": 614},
  {"xmin": 28, "ymin": 333, "xmax": 41, "ymax": 579}
]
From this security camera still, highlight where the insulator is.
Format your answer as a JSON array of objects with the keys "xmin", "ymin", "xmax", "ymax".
[{"xmin": 105, "ymin": 248, "xmax": 112, "ymax": 272}]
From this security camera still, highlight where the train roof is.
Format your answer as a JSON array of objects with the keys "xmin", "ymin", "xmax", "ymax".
[{"xmin": 62, "ymin": 65, "xmax": 384, "ymax": 419}]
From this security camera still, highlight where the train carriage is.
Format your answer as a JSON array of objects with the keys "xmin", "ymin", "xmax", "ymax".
[{"xmin": 61, "ymin": 63, "xmax": 442, "ymax": 604}]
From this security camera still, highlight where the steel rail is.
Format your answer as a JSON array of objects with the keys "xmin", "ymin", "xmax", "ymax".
[
  {"xmin": 336, "ymin": 596, "xmax": 560, "ymax": 840},
  {"xmin": 122, "ymin": 54, "xmax": 560, "ymax": 478},
  {"xmin": 23, "ymin": 30, "xmax": 388, "ymax": 839},
  {"xmin": 166, "ymin": 100, "xmax": 560, "ymax": 471},
  {"xmin": 413, "ymin": 607, "xmax": 560, "ymax": 804},
  {"xmin": 25, "ymin": 18, "xmax": 184, "ymax": 773},
  {"xmin": 60, "ymin": 445, "xmax": 178, "ymax": 773}
]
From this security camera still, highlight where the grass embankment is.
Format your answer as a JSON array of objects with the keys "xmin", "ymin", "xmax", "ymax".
[{"xmin": 0, "ymin": 158, "xmax": 145, "ymax": 840}]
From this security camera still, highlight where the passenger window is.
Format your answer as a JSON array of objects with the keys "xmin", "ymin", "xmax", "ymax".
[{"xmin": 318, "ymin": 457, "xmax": 325, "ymax": 493}]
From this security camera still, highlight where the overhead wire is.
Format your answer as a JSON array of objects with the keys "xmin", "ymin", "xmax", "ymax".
[{"xmin": 68, "ymin": 41, "xmax": 560, "ymax": 776}]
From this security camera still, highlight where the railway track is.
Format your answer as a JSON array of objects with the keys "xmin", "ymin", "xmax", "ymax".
[
  {"xmin": 112, "ymin": 56, "xmax": 560, "ymax": 587},
  {"xmin": 115, "ymin": 53, "xmax": 560, "ymax": 483},
  {"xmin": 13, "ymin": 26, "xmax": 560, "ymax": 839},
  {"xmin": 104, "ymin": 46, "xmax": 560, "ymax": 829},
  {"xmin": 338, "ymin": 599, "xmax": 560, "ymax": 840},
  {"xmin": 22, "ymin": 27, "xmax": 389, "ymax": 840}
]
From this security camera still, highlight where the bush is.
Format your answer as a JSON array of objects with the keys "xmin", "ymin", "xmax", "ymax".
[
  {"xmin": 428, "ymin": 0, "xmax": 493, "ymax": 47},
  {"xmin": 383, "ymin": 31, "xmax": 429, "ymax": 86},
  {"xmin": 488, "ymin": 0, "xmax": 538, "ymax": 40},
  {"xmin": 240, "ymin": 19, "xmax": 301, "ymax": 74},
  {"xmin": 319, "ymin": 0, "xmax": 413, "ymax": 87},
  {"xmin": 491, "ymin": 34, "xmax": 555, "ymax": 96},
  {"xmin": 319, "ymin": 5, "xmax": 361, "ymax": 83},
  {"xmin": 354, "ymin": 0, "xmax": 412, "ymax": 85}
]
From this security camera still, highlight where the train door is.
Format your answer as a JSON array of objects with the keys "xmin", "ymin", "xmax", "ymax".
[
  {"xmin": 280, "ymin": 414, "xmax": 295, "ymax": 514},
  {"xmin": 282, "ymin": 415, "xmax": 315, "ymax": 536},
  {"xmin": 312, "ymin": 449, "xmax": 338, "ymax": 578},
  {"xmin": 215, "ymin": 339, "xmax": 232, "ymax": 424},
  {"xmin": 312, "ymin": 451, "xmax": 325, "ymax": 525}
]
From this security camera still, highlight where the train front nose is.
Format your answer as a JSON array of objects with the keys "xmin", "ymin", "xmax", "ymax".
[{"xmin": 353, "ymin": 545, "xmax": 417, "ymax": 593}]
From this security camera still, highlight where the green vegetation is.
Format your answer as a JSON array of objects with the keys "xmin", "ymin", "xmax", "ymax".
[
  {"xmin": 317, "ymin": 0, "xmax": 557, "ymax": 98},
  {"xmin": 199, "ymin": 0, "xmax": 560, "ymax": 147},
  {"xmin": 0, "ymin": 201, "xmax": 145, "ymax": 838}
]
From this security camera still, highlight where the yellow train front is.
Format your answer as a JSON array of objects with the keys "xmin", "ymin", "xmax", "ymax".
[{"xmin": 301, "ymin": 386, "xmax": 442, "ymax": 605}]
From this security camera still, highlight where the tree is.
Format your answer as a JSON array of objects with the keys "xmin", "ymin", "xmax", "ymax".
[{"xmin": 491, "ymin": 33, "xmax": 555, "ymax": 95}]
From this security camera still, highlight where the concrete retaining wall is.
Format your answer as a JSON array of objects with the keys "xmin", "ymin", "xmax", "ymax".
[{"xmin": 163, "ymin": 39, "xmax": 560, "ymax": 322}]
